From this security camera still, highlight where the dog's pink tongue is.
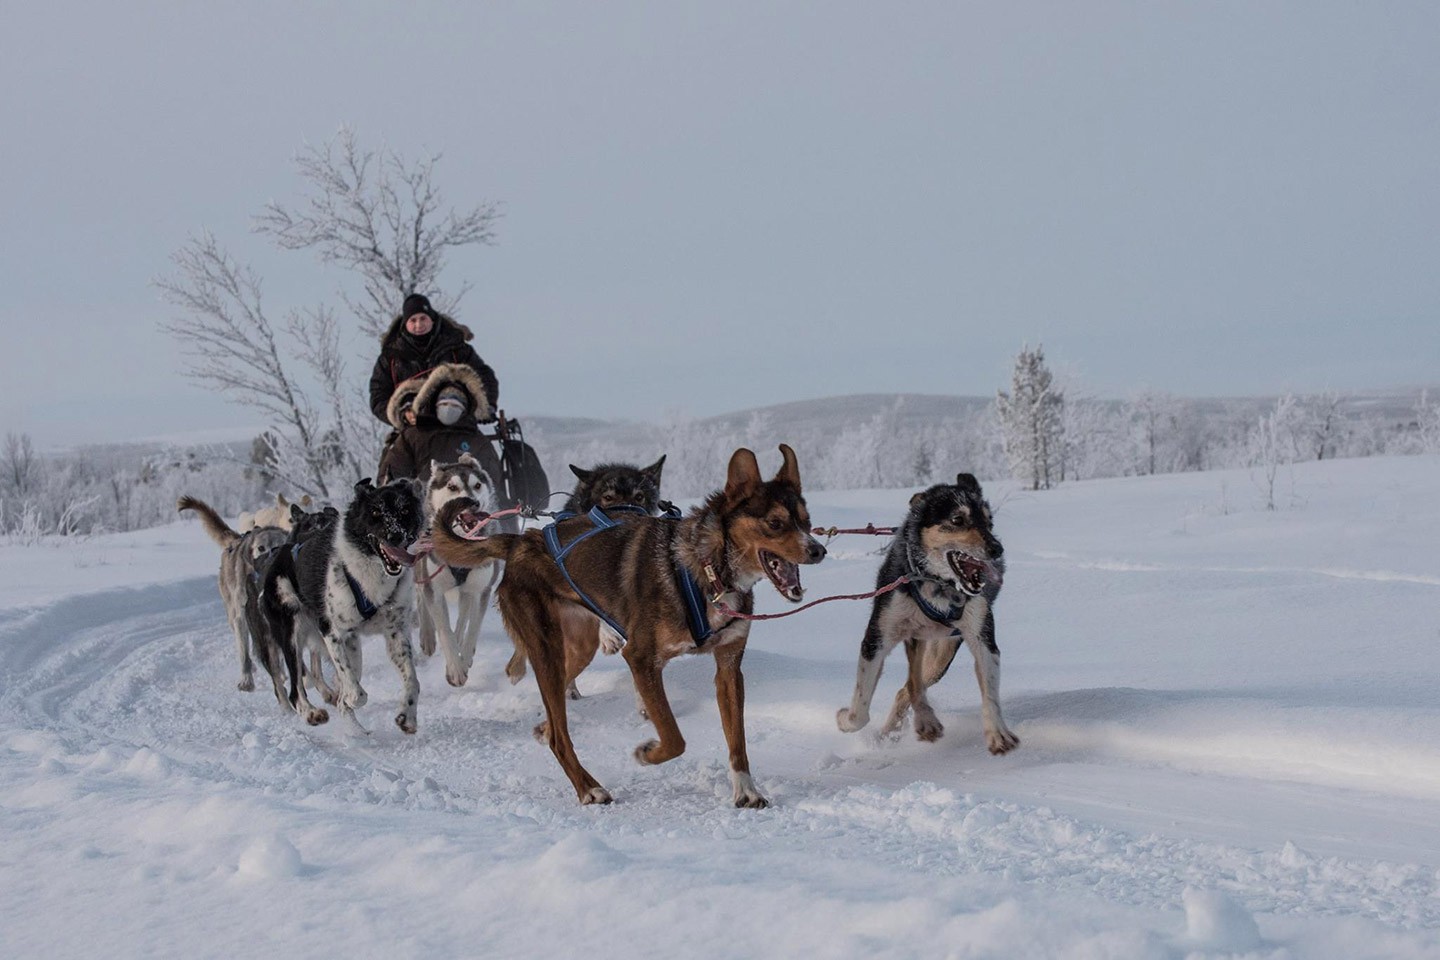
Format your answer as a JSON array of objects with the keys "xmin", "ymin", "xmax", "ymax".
[
  {"xmin": 380, "ymin": 542, "xmax": 417, "ymax": 567},
  {"xmin": 780, "ymin": 561, "xmax": 803, "ymax": 600}
]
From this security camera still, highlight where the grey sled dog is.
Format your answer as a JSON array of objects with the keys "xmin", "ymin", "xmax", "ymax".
[
  {"xmin": 176, "ymin": 495, "xmax": 298, "ymax": 692},
  {"xmin": 836, "ymin": 474, "xmax": 1019, "ymax": 754},
  {"xmin": 415, "ymin": 455, "xmax": 503, "ymax": 687}
]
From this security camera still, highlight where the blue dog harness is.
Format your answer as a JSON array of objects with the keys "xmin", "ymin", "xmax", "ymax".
[
  {"xmin": 542, "ymin": 503, "xmax": 717, "ymax": 647},
  {"xmin": 292, "ymin": 540, "xmax": 378, "ymax": 621},
  {"xmin": 903, "ymin": 574, "xmax": 966, "ymax": 638},
  {"xmin": 543, "ymin": 506, "xmax": 632, "ymax": 639}
]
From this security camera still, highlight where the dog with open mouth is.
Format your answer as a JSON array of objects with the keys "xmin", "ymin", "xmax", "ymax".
[
  {"xmin": 836, "ymin": 473, "xmax": 1018, "ymax": 755},
  {"xmin": 261, "ymin": 477, "xmax": 427, "ymax": 733},
  {"xmin": 414, "ymin": 454, "xmax": 504, "ymax": 688},
  {"xmin": 429, "ymin": 445, "xmax": 826, "ymax": 808}
]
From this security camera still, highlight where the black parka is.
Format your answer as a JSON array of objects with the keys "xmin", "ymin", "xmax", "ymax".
[{"xmin": 369, "ymin": 312, "xmax": 499, "ymax": 424}]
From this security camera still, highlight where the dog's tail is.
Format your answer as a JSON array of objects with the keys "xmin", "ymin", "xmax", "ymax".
[
  {"xmin": 177, "ymin": 495, "xmax": 240, "ymax": 548},
  {"xmin": 429, "ymin": 498, "xmax": 517, "ymax": 566}
]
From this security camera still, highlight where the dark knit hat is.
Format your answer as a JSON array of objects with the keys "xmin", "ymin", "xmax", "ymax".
[{"xmin": 402, "ymin": 293, "xmax": 433, "ymax": 318}]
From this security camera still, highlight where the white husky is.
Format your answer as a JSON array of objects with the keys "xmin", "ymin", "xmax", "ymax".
[{"xmin": 416, "ymin": 455, "xmax": 506, "ymax": 686}]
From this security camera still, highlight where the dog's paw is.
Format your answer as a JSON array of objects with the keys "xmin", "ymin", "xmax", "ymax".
[
  {"xmin": 634, "ymin": 739, "xmax": 662, "ymax": 765},
  {"xmin": 580, "ymin": 786, "xmax": 613, "ymax": 805},
  {"xmin": 986, "ymin": 726, "xmax": 1020, "ymax": 755},
  {"xmin": 321, "ymin": 688, "xmax": 339, "ymax": 706},
  {"xmin": 879, "ymin": 707, "xmax": 909, "ymax": 739},
  {"xmin": 395, "ymin": 712, "xmax": 417, "ymax": 735},
  {"xmin": 305, "ymin": 707, "xmax": 329, "ymax": 726},
  {"xmin": 533, "ymin": 720, "xmax": 550, "ymax": 743},
  {"xmin": 445, "ymin": 668, "xmax": 468, "ymax": 688},
  {"xmin": 237, "ymin": 675, "xmax": 255, "ymax": 693},
  {"xmin": 419, "ymin": 635, "xmax": 437, "ymax": 657},
  {"xmin": 836, "ymin": 707, "xmax": 869, "ymax": 733},
  {"xmin": 913, "ymin": 714, "xmax": 944, "ymax": 742},
  {"xmin": 597, "ymin": 623, "xmax": 626, "ymax": 655},
  {"xmin": 340, "ymin": 710, "xmax": 371, "ymax": 737},
  {"xmin": 731, "ymin": 771, "xmax": 768, "ymax": 808},
  {"xmin": 566, "ymin": 681, "xmax": 582, "ymax": 701}
]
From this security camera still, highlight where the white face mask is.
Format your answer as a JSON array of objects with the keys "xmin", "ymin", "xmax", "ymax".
[{"xmin": 435, "ymin": 398, "xmax": 465, "ymax": 426}]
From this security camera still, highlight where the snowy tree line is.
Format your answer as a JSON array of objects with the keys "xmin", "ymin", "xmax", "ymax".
[
  {"xmin": 5, "ymin": 386, "xmax": 1438, "ymax": 539},
  {"xmin": 523, "ymin": 384, "xmax": 1440, "ymax": 502},
  {"xmin": 0, "ymin": 434, "xmax": 265, "ymax": 542}
]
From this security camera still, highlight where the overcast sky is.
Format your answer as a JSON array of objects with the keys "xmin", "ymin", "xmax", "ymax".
[{"xmin": 3, "ymin": 1, "xmax": 1437, "ymax": 447}]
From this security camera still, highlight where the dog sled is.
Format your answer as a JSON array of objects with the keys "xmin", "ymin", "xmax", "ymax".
[
  {"xmin": 481, "ymin": 411, "xmax": 550, "ymax": 514},
  {"xmin": 377, "ymin": 363, "xmax": 550, "ymax": 522},
  {"xmin": 381, "ymin": 410, "xmax": 549, "ymax": 517}
]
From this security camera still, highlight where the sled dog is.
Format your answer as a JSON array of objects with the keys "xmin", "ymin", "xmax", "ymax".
[
  {"xmin": 237, "ymin": 492, "xmax": 313, "ymax": 533},
  {"xmin": 415, "ymin": 455, "xmax": 503, "ymax": 687},
  {"xmin": 431, "ymin": 445, "xmax": 825, "ymax": 808},
  {"xmin": 836, "ymin": 474, "xmax": 1018, "ymax": 755},
  {"xmin": 177, "ymin": 495, "xmax": 291, "ymax": 692},
  {"xmin": 241, "ymin": 503, "xmax": 342, "ymax": 723},
  {"xmin": 561, "ymin": 456, "xmax": 666, "ymax": 516},
  {"xmin": 521, "ymin": 455, "xmax": 670, "ymax": 698},
  {"xmin": 260, "ymin": 478, "xmax": 426, "ymax": 733}
]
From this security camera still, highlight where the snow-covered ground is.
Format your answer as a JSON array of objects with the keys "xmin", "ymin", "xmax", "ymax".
[{"xmin": 3, "ymin": 456, "xmax": 1438, "ymax": 959}]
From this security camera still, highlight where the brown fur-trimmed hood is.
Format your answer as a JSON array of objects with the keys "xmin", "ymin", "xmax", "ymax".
[
  {"xmin": 412, "ymin": 363, "xmax": 493, "ymax": 423},
  {"xmin": 386, "ymin": 376, "xmax": 428, "ymax": 430},
  {"xmin": 379, "ymin": 311, "xmax": 474, "ymax": 349}
]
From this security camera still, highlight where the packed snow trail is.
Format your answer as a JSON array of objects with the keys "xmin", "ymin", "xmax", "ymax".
[{"xmin": 3, "ymin": 457, "xmax": 1440, "ymax": 958}]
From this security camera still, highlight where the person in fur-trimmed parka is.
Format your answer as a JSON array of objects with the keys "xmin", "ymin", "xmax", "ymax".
[
  {"xmin": 377, "ymin": 363, "xmax": 502, "ymax": 485},
  {"xmin": 369, "ymin": 293, "xmax": 499, "ymax": 426}
]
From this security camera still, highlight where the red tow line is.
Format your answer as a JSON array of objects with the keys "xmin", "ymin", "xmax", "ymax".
[{"xmin": 705, "ymin": 575, "xmax": 910, "ymax": 627}]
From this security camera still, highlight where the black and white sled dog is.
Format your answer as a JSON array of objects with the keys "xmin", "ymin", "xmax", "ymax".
[
  {"xmin": 415, "ymin": 454, "xmax": 503, "ymax": 687},
  {"xmin": 260, "ymin": 477, "xmax": 427, "ymax": 733},
  {"xmin": 836, "ymin": 474, "xmax": 1019, "ymax": 754}
]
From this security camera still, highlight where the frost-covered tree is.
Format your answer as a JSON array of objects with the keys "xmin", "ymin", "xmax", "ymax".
[
  {"xmin": 1405, "ymin": 389, "xmax": 1440, "ymax": 455},
  {"xmin": 1123, "ymin": 389, "xmax": 1181, "ymax": 476},
  {"xmin": 1298, "ymin": 390, "xmax": 1350, "ymax": 461},
  {"xmin": 1248, "ymin": 393, "xmax": 1304, "ymax": 510},
  {"xmin": 2, "ymin": 432, "xmax": 38, "ymax": 497},
  {"xmin": 255, "ymin": 127, "xmax": 500, "ymax": 339},
  {"xmin": 996, "ymin": 344, "xmax": 1064, "ymax": 491},
  {"xmin": 157, "ymin": 127, "xmax": 499, "ymax": 500},
  {"xmin": 1055, "ymin": 388, "xmax": 1124, "ymax": 482}
]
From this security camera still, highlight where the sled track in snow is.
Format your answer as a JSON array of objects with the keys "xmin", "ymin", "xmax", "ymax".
[{"xmin": 2, "ymin": 581, "xmax": 1437, "ymax": 930}]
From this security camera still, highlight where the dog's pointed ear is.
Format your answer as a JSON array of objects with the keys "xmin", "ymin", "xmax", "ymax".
[
  {"xmin": 324, "ymin": 506, "xmax": 339, "ymax": 518},
  {"xmin": 909, "ymin": 491, "xmax": 926, "ymax": 510},
  {"xmin": 459, "ymin": 452, "xmax": 479, "ymax": 469},
  {"xmin": 430, "ymin": 459, "xmax": 442, "ymax": 479},
  {"xmin": 774, "ymin": 444, "xmax": 801, "ymax": 491},
  {"xmin": 355, "ymin": 478, "xmax": 375, "ymax": 493},
  {"xmin": 569, "ymin": 464, "xmax": 592, "ymax": 481},
  {"xmin": 724, "ymin": 448, "xmax": 762, "ymax": 504},
  {"xmin": 300, "ymin": 494, "xmax": 312, "ymax": 507},
  {"xmin": 276, "ymin": 493, "xmax": 289, "ymax": 508},
  {"xmin": 642, "ymin": 455, "xmax": 666, "ymax": 486},
  {"xmin": 955, "ymin": 473, "xmax": 981, "ymax": 494},
  {"xmin": 289, "ymin": 504, "xmax": 305, "ymax": 523},
  {"xmin": 408, "ymin": 478, "xmax": 424, "ymax": 499}
]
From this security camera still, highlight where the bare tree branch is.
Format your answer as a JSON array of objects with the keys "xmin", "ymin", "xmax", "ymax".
[{"xmin": 255, "ymin": 126, "xmax": 501, "ymax": 337}]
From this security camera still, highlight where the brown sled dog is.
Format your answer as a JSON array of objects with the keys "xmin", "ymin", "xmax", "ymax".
[{"xmin": 430, "ymin": 445, "xmax": 826, "ymax": 808}]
